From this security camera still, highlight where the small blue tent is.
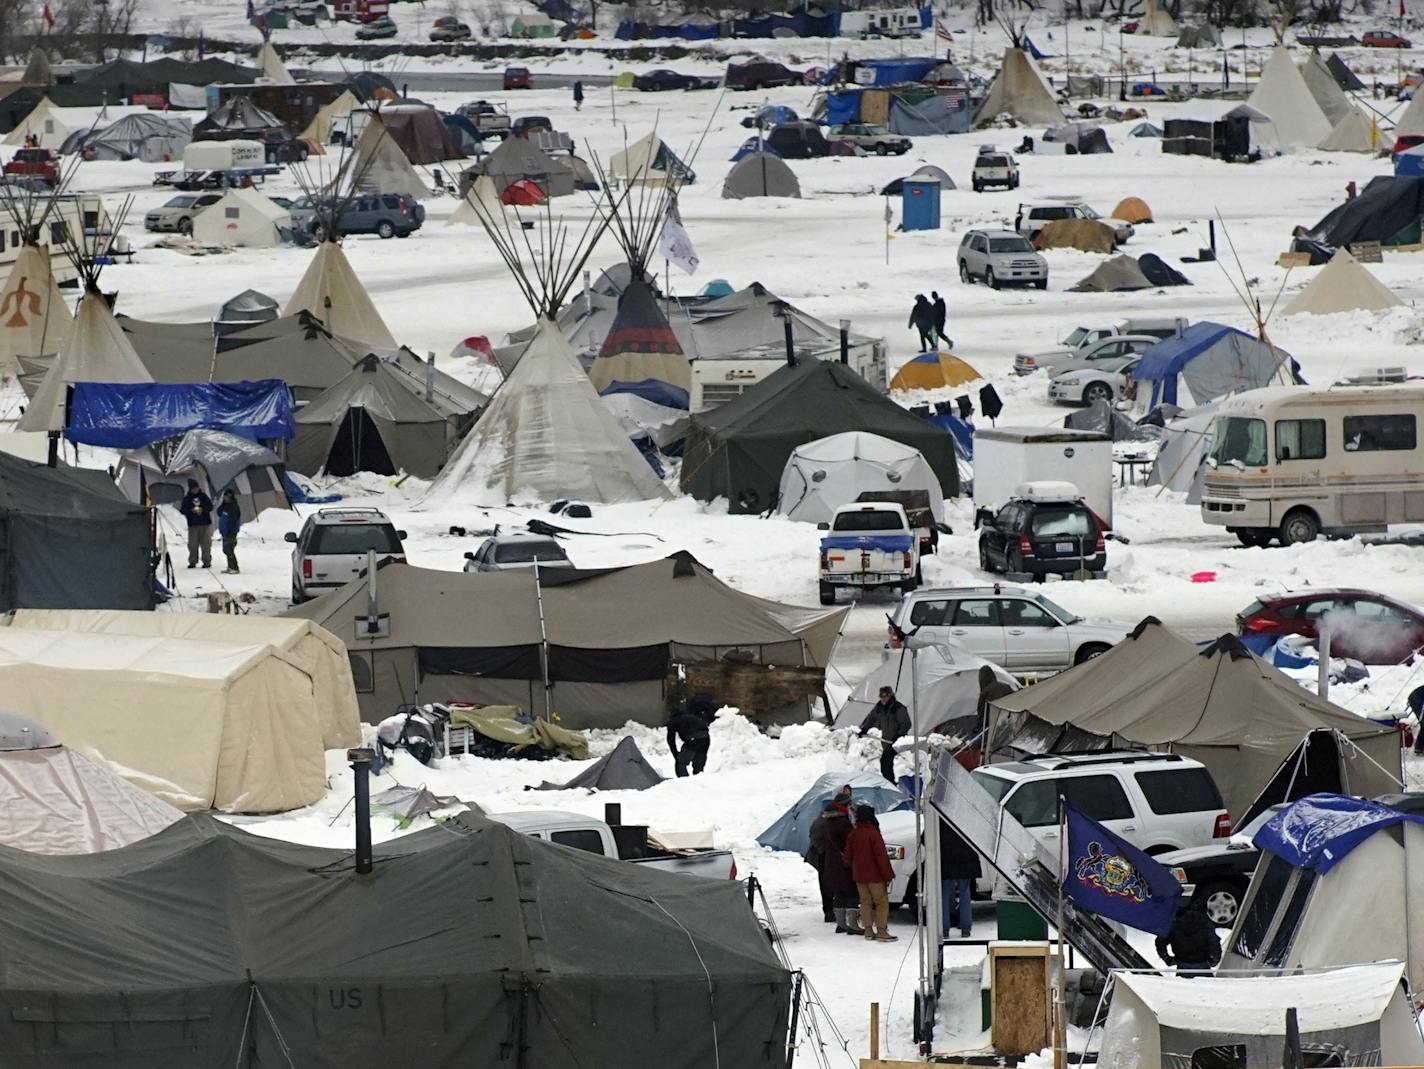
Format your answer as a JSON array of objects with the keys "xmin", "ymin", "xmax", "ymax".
[
  {"xmin": 1132, "ymin": 322, "xmax": 1295, "ymax": 406},
  {"xmin": 756, "ymin": 770, "xmax": 911, "ymax": 856}
]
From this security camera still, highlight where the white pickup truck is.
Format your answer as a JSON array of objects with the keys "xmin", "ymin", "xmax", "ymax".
[
  {"xmin": 818, "ymin": 502, "xmax": 921, "ymax": 605},
  {"xmin": 489, "ymin": 808, "xmax": 737, "ymax": 880}
]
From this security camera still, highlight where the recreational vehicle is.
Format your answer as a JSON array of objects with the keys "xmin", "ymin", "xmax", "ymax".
[
  {"xmin": 1199, "ymin": 383, "xmax": 1424, "ymax": 545},
  {"xmin": 689, "ymin": 344, "xmax": 887, "ymax": 411},
  {"xmin": 0, "ymin": 193, "xmax": 108, "ymax": 284}
]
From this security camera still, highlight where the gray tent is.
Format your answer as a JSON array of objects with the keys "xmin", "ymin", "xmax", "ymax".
[
  {"xmin": 474, "ymin": 135, "xmax": 575, "ymax": 197},
  {"xmin": 1044, "ymin": 122, "xmax": 1111, "ymax": 153},
  {"xmin": 287, "ymin": 353, "xmax": 474, "ymax": 478},
  {"xmin": 0, "ymin": 812, "xmax": 792, "ymax": 1068},
  {"xmin": 1070, "ymin": 254, "xmax": 1153, "ymax": 292},
  {"xmin": 1176, "ymin": 23, "xmax": 1221, "ymax": 47},
  {"xmin": 722, "ymin": 152, "xmax": 801, "ymax": 199},
  {"xmin": 116, "ymin": 430, "xmax": 291, "ymax": 523},
  {"xmin": 215, "ymin": 289, "xmax": 280, "ymax": 333},
  {"xmin": 0, "ymin": 451, "xmax": 151, "ymax": 612},
  {"xmin": 1130, "ymin": 122, "xmax": 1164, "ymax": 137},
  {"xmin": 72, "ymin": 112, "xmax": 191, "ymax": 161},
  {"xmin": 1063, "ymin": 400, "xmax": 1159, "ymax": 442},
  {"xmin": 537, "ymin": 736, "xmax": 664, "ymax": 790},
  {"xmin": 19, "ymin": 47, "xmax": 52, "ymax": 88}
]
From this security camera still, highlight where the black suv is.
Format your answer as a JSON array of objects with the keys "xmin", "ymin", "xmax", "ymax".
[
  {"xmin": 290, "ymin": 193, "xmax": 425, "ymax": 240},
  {"xmin": 976, "ymin": 485, "xmax": 1105, "ymax": 579},
  {"xmin": 725, "ymin": 60, "xmax": 801, "ymax": 90}
]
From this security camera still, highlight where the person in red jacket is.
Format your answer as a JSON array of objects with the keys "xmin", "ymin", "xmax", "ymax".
[{"xmin": 843, "ymin": 804, "xmax": 898, "ymax": 942}]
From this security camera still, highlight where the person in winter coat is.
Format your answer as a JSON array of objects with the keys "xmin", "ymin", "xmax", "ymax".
[
  {"xmin": 908, "ymin": 294, "xmax": 936, "ymax": 352},
  {"xmin": 939, "ymin": 820, "xmax": 981, "ymax": 938},
  {"xmin": 573, "ymin": 80, "xmax": 584, "ymax": 110},
  {"xmin": 216, "ymin": 489, "xmax": 242, "ymax": 575},
  {"xmin": 1154, "ymin": 897, "xmax": 1222, "ymax": 975},
  {"xmin": 180, "ymin": 479, "xmax": 213, "ymax": 569},
  {"xmin": 860, "ymin": 686, "xmax": 911, "ymax": 784},
  {"xmin": 844, "ymin": 804, "xmax": 897, "ymax": 942},
  {"xmin": 666, "ymin": 694, "xmax": 715, "ymax": 776},
  {"xmin": 808, "ymin": 785, "xmax": 862, "ymax": 933},
  {"xmin": 930, "ymin": 290, "xmax": 951, "ymax": 347}
]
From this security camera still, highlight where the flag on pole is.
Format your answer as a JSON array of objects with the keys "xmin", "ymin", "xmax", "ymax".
[
  {"xmin": 1062, "ymin": 803, "xmax": 1181, "ymax": 936},
  {"xmin": 657, "ymin": 203, "xmax": 699, "ymax": 275},
  {"xmin": 41, "ymin": 3, "xmax": 54, "ymax": 26}
]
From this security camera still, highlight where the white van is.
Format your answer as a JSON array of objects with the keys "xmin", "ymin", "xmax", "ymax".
[{"xmin": 1199, "ymin": 383, "xmax": 1424, "ymax": 546}]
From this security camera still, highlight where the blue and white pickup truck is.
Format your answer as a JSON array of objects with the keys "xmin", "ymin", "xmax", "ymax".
[{"xmin": 817, "ymin": 502, "xmax": 921, "ymax": 605}]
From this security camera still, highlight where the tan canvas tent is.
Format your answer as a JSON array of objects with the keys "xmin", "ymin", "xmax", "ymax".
[
  {"xmin": 1396, "ymin": 86, "xmax": 1424, "ymax": 138},
  {"xmin": 18, "ymin": 290, "xmax": 150, "ymax": 431},
  {"xmin": 1111, "ymin": 196, "xmax": 1153, "ymax": 223},
  {"xmin": 284, "ymin": 240, "xmax": 397, "ymax": 349},
  {"xmin": 349, "ymin": 117, "xmax": 429, "ymax": 200},
  {"xmin": 975, "ymin": 48, "xmax": 1064, "ymax": 126},
  {"xmin": 3, "ymin": 97, "xmax": 70, "ymax": 150},
  {"xmin": 0, "ymin": 628, "xmax": 327, "ymax": 813},
  {"xmin": 257, "ymin": 40, "xmax": 295, "ymax": 84},
  {"xmin": 722, "ymin": 152, "xmax": 801, "ymax": 199},
  {"xmin": 1246, "ymin": 45, "xmax": 1332, "ymax": 148},
  {"xmin": 1283, "ymin": 246, "xmax": 1402, "ymax": 315},
  {"xmin": 447, "ymin": 174, "xmax": 505, "ymax": 226},
  {"xmin": 1318, "ymin": 106, "xmax": 1380, "ymax": 153},
  {"xmin": 301, "ymin": 87, "xmax": 358, "ymax": 142},
  {"xmin": 1036, "ymin": 217, "xmax": 1116, "ymax": 253},
  {"xmin": 191, "ymin": 186, "xmax": 290, "ymax": 247},
  {"xmin": 7, "ymin": 608, "xmax": 361, "ymax": 749},
  {"xmin": 1300, "ymin": 51, "xmax": 1355, "ymax": 127},
  {"xmin": 0, "ymin": 242, "xmax": 70, "ymax": 378},
  {"xmin": 1139, "ymin": 0, "xmax": 1177, "ymax": 35}
]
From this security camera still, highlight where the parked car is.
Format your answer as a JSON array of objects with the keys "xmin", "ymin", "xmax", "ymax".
[
  {"xmin": 429, "ymin": 15, "xmax": 471, "ymax": 40},
  {"xmin": 289, "ymin": 192, "xmax": 425, "ymax": 239},
  {"xmin": 971, "ymin": 752, "xmax": 1233, "ymax": 857},
  {"xmin": 1363, "ymin": 29, "xmax": 1411, "ymax": 47},
  {"xmin": 1034, "ymin": 333, "xmax": 1160, "ymax": 380},
  {"xmin": 463, "ymin": 533, "xmax": 573, "ymax": 572},
  {"xmin": 725, "ymin": 60, "xmax": 800, "ymax": 90},
  {"xmin": 1047, "ymin": 355, "xmax": 1141, "ymax": 407},
  {"xmin": 503, "ymin": 65, "xmax": 532, "ymax": 90},
  {"xmin": 511, "ymin": 115, "xmax": 553, "ymax": 138},
  {"xmin": 456, "ymin": 100, "xmax": 511, "ymax": 139},
  {"xmin": 826, "ymin": 122, "xmax": 911, "ymax": 155},
  {"xmin": 971, "ymin": 149, "xmax": 1018, "ymax": 191},
  {"xmin": 286, "ymin": 507, "xmax": 406, "ymax": 603},
  {"xmin": 976, "ymin": 482, "xmax": 1106, "ymax": 580},
  {"xmin": 489, "ymin": 810, "xmax": 736, "ymax": 879},
  {"xmin": 957, "ymin": 229, "xmax": 1047, "ymax": 289},
  {"xmin": 1158, "ymin": 805, "xmax": 1286, "ymax": 928},
  {"xmin": 1236, "ymin": 589, "xmax": 1424, "ymax": 664},
  {"xmin": 1014, "ymin": 317, "xmax": 1186, "ymax": 375},
  {"xmin": 817, "ymin": 501, "xmax": 920, "ymax": 604},
  {"xmin": 889, "ymin": 584, "xmax": 1132, "ymax": 674},
  {"xmin": 634, "ymin": 68, "xmax": 699, "ymax": 91},
  {"xmin": 144, "ymin": 192, "xmax": 223, "ymax": 234},
  {"xmin": 354, "ymin": 14, "xmax": 397, "ymax": 37},
  {"xmin": 1016, "ymin": 201, "xmax": 1134, "ymax": 244},
  {"xmin": 2, "ymin": 147, "xmax": 58, "ymax": 186}
]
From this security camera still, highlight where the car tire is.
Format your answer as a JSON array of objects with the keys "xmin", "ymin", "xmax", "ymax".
[
  {"xmin": 177, "ymin": 217, "xmax": 192, "ymax": 235},
  {"xmin": 972, "ymin": 180, "xmax": 983, "ymax": 192},
  {"xmin": 986, "ymin": 268, "xmax": 999, "ymax": 290},
  {"xmin": 979, "ymin": 542, "xmax": 992, "ymax": 571},
  {"xmin": 1083, "ymin": 382, "xmax": 1113, "ymax": 406},
  {"xmin": 396, "ymin": 230, "xmax": 411, "ymax": 238},
  {"xmin": 376, "ymin": 220, "xmax": 396, "ymax": 239},
  {"xmin": 1009, "ymin": 550, "xmax": 1025, "ymax": 574},
  {"xmin": 1197, "ymin": 880, "xmax": 1243, "ymax": 927},
  {"xmin": 1235, "ymin": 528, "xmax": 1273, "ymax": 548},
  {"xmin": 1075, "ymin": 643, "xmax": 1110, "ymax": 664},
  {"xmin": 959, "ymin": 260, "xmax": 971, "ymax": 284},
  {"xmin": 895, "ymin": 873, "xmax": 918, "ymax": 910},
  {"xmin": 875, "ymin": 143, "xmax": 888, "ymax": 155},
  {"xmin": 291, "ymin": 584, "xmax": 305, "ymax": 605},
  {"xmin": 818, "ymin": 582, "xmax": 836, "ymax": 606},
  {"xmin": 1035, "ymin": 279, "xmax": 1048, "ymax": 290},
  {"xmin": 1279, "ymin": 508, "xmax": 1320, "ymax": 546}
]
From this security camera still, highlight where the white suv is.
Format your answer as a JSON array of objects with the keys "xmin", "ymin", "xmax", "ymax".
[
  {"xmin": 971, "ymin": 149, "xmax": 1019, "ymax": 191},
  {"xmin": 971, "ymin": 752, "xmax": 1232, "ymax": 857},
  {"xmin": 285, "ymin": 507, "xmax": 407, "ymax": 603}
]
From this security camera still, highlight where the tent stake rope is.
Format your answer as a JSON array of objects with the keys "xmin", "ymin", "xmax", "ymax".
[
  {"xmin": 649, "ymin": 895, "xmax": 721, "ymax": 1069},
  {"xmin": 233, "ymin": 983, "xmax": 256, "ymax": 1069},
  {"xmin": 253, "ymin": 984, "xmax": 299, "ymax": 1069}
]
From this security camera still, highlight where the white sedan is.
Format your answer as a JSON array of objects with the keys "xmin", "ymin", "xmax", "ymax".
[{"xmin": 1047, "ymin": 356, "xmax": 1140, "ymax": 407}]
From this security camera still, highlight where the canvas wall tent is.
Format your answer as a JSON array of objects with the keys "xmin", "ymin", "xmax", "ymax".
[
  {"xmin": 889, "ymin": 351, "xmax": 981, "ymax": 390},
  {"xmin": 1320, "ymin": 107, "xmax": 1379, "ymax": 153},
  {"xmin": 1283, "ymin": 247, "xmax": 1401, "ymax": 315},
  {"xmin": 256, "ymin": 39, "xmax": 295, "ymax": 84},
  {"xmin": 0, "ymin": 710, "xmax": 181, "ymax": 853},
  {"xmin": 833, "ymin": 644, "xmax": 1017, "ymax": 737},
  {"xmin": 374, "ymin": 106, "xmax": 464, "ymax": 164},
  {"xmin": 421, "ymin": 321, "xmax": 669, "ymax": 506},
  {"xmin": 0, "ymin": 628, "xmax": 326, "ymax": 812},
  {"xmin": 1097, "ymin": 963, "xmax": 1424, "ymax": 1069},
  {"xmin": 985, "ymin": 621, "xmax": 1401, "ymax": 816},
  {"xmin": 284, "ymin": 240, "xmax": 397, "ymax": 349},
  {"xmin": 115, "ymin": 428, "xmax": 290, "ymax": 522},
  {"xmin": 776, "ymin": 431, "xmax": 946, "ymax": 526},
  {"xmin": 1300, "ymin": 51, "xmax": 1355, "ymax": 127},
  {"xmin": 1147, "ymin": 402, "xmax": 1217, "ymax": 502},
  {"xmin": 19, "ymin": 291, "xmax": 151, "ymax": 432},
  {"xmin": 756, "ymin": 770, "xmax": 909, "ymax": 855},
  {"xmin": 512, "ymin": 11, "xmax": 558, "ymax": 36},
  {"xmin": 974, "ymin": 48, "xmax": 1063, "ymax": 127},
  {"xmin": 8, "ymin": 609, "xmax": 362, "ymax": 750},
  {"xmin": 191, "ymin": 186, "xmax": 290, "ymax": 247},
  {"xmin": 348, "ymin": 117, "xmax": 429, "ymax": 199},
  {"xmin": 287, "ymin": 353, "xmax": 472, "ymax": 479},
  {"xmin": 286, "ymin": 553, "xmax": 847, "ymax": 727},
  {"xmin": 0, "ymin": 813, "xmax": 791, "ymax": 1069},
  {"xmin": 0, "ymin": 452, "xmax": 151, "ymax": 613},
  {"xmin": 681, "ymin": 359, "xmax": 960, "ymax": 514},
  {"xmin": 1, "ymin": 96, "xmax": 69, "ymax": 149},
  {"xmin": 1132, "ymin": 321, "xmax": 1294, "ymax": 406},
  {"xmin": 722, "ymin": 151, "xmax": 801, "ymax": 199},
  {"xmin": 1246, "ymin": 46, "xmax": 1332, "ymax": 148},
  {"xmin": 1070, "ymin": 254, "xmax": 1152, "ymax": 292},
  {"xmin": 1112, "ymin": 196, "xmax": 1152, "ymax": 223},
  {"xmin": 1036, "ymin": 218, "xmax": 1117, "ymax": 253},
  {"xmin": 610, "ymin": 132, "xmax": 695, "ymax": 185},
  {"xmin": 588, "ymin": 276, "xmax": 692, "ymax": 409},
  {"xmin": 475, "ymin": 135, "xmax": 575, "ymax": 198},
  {"xmin": 1304, "ymin": 176, "xmax": 1424, "ymax": 250},
  {"xmin": 1175, "ymin": 22, "xmax": 1220, "ymax": 47},
  {"xmin": 536, "ymin": 735, "xmax": 664, "ymax": 790},
  {"xmin": 1328, "ymin": 51, "xmax": 1365, "ymax": 91},
  {"xmin": 71, "ymin": 113, "xmax": 191, "ymax": 161},
  {"xmin": 448, "ymin": 173, "xmax": 506, "ymax": 225},
  {"xmin": 0, "ymin": 242, "xmax": 70, "ymax": 377}
]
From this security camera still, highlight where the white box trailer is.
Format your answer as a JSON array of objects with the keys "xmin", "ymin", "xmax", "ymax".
[
  {"xmin": 689, "ymin": 344, "xmax": 887, "ymax": 412},
  {"xmin": 182, "ymin": 138, "xmax": 267, "ymax": 171},
  {"xmin": 973, "ymin": 426, "xmax": 1113, "ymax": 526}
]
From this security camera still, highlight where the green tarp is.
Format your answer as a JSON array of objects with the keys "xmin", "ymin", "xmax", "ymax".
[
  {"xmin": 680, "ymin": 359, "xmax": 961, "ymax": 513},
  {"xmin": 0, "ymin": 813, "xmax": 790, "ymax": 1068}
]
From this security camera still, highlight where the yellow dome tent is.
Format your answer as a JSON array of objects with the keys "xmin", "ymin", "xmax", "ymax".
[
  {"xmin": 890, "ymin": 351, "xmax": 983, "ymax": 391},
  {"xmin": 1112, "ymin": 196, "xmax": 1153, "ymax": 224}
]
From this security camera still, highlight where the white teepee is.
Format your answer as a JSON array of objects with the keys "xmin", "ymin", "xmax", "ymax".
[
  {"xmin": 1300, "ymin": 51, "xmax": 1355, "ymax": 127},
  {"xmin": 1319, "ymin": 107, "xmax": 1380, "ymax": 153},
  {"xmin": 1246, "ymin": 46, "xmax": 1332, "ymax": 148},
  {"xmin": 1397, "ymin": 87, "xmax": 1424, "ymax": 138},
  {"xmin": 349, "ymin": 116, "xmax": 428, "ymax": 200},
  {"xmin": 0, "ymin": 243, "xmax": 71, "ymax": 379},
  {"xmin": 19, "ymin": 291, "xmax": 149, "ymax": 432},
  {"xmin": 2, "ymin": 98, "xmax": 70, "ymax": 151},
  {"xmin": 1283, "ymin": 247, "xmax": 1402, "ymax": 316},
  {"xmin": 301, "ymin": 88, "xmax": 358, "ymax": 142},
  {"xmin": 446, "ymin": 174, "xmax": 505, "ymax": 227},
  {"xmin": 284, "ymin": 240, "xmax": 397, "ymax": 349},
  {"xmin": 975, "ymin": 48, "xmax": 1064, "ymax": 126},
  {"xmin": 257, "ymin": 40, "xmax": 295, "ymax": 85}
]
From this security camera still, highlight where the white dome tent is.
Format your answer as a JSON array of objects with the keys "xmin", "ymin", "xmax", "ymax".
[{"xmin": 776, "ymin": 431, "xmax": 946, "ymax": 525}]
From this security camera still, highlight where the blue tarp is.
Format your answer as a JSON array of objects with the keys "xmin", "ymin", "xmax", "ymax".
[
  {"xmin": 755, "ymin": 770, "xmax": 911, "ymax": 855},
  {"xmin": 615, "ymin": 17, "xmax": 718, "ymax": 39},
  {"xmin": 820, "ymin": 533, "xmax": 915, "ymax": 553},
  {"xmin": 1024, "ymin": 35, "xmax": 1050, "ymax": 59},
  {"xmin": 1254, "ymin": 793, "xmax": 1424, "ymax": 874},
  {"xmin": 927, "ymin": 412, "xmax": 974, "ymax": 460},
  {"xmin": 1395, "ymin": 145, "xmax": 1424, "ymax": 176},
  {"xmin": 856, "ymin": 57, "xmax": 940, "ymax": 86},
  {"xmin": 730, "ymin": 137, "xmax": 780, "ymax": 161},
  {"xmin": 66, "ymin": 379, "xmax": 297, "ymax": 448},
  {"xmin": 733, "ymin": 10, "xmax": 833, "ymax": 37},
  {"xmin": 825, "ymin": 91, "xmax": 861, "ymax": 125},
  {"xmin": 601, "ymin": 379, "xmax": 690, "ymax": 410},
  {"xmin": 757, "ymin": 104, "xmax": 798, "ymax": 128}
]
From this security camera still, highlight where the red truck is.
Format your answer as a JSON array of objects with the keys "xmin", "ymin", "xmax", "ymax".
[
  {"xmin": 332, "ymin": 0, "xmax": 388, "ymax": 22},
  {"xmin": 3, "ymin": 148, "xmax": 59, "ymax": 187}
]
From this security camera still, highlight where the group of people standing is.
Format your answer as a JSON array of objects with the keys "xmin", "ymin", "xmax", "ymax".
[
  {"xmin": 178, "ymin": 480, "xmax": 243, "ymax": 574},
  {"xmin": 908, "ymin": 292, "xmax": 952, "ymax": 353},
  {"xmin": 806, "ymin": 786, "xmax": 899, "ymax": 942}
]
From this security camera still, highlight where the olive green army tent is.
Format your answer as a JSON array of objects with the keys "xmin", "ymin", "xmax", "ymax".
[
  {"xmin": 680, "ymin": 358, "xmax": 960, "ymax": 513},
  {"xmin": 0, "ymin": 813, "xmax": 792, "ymax": 1068}
]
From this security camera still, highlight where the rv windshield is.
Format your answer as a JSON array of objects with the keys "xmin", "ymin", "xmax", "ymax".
[{"xmin": 1210, "ymin": 417, "xmax": 1267, "ymax": 468}]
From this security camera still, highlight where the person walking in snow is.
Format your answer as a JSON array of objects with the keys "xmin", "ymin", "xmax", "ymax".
[
  {"xmin": 860, "ymin": 686, "xmax": 910, "ymax": 784},
  {"xmin": 666, "ymin": 694, "xmax": 715, "ymax": 776},
  {"xmin": 931, "ymin": 290, "xmax": 952, "ymax": 348},
  {"xmin": 908, "ymin": 294, "xmax": 936, "ymax": 352},
  {"xmin": 808, "ymin": 785, "xmax": 862, "ymax": 933},
  {"xmin": 573, "ymin": 80, "xmax": 584, "ymax": 111},
  {"xmin": 216, "ymin": 488, "xmax": 242, "ymax": 575},
  {"xmin": 844, "ymin": 804, "xmax": 897, "ymax": 942}
]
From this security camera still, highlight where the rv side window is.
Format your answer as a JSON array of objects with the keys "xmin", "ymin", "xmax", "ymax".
[
  {"xmin": 1261, "ymin": 868, "xmax": 1317, "ymax": 966},
  {"xmin": 1275, "ymin": 419, "xmax": 1325, "ymax": 461},
  {"xmin": 1343, "ymin": 413, "xmax": 1416, "ymax": 452},
  {"xmin": 1210, "ymin": 417, "xmax": 1266, "ymax": 467},
  {"xmin": 49, "ymin": 221, "xmax": 67, "ymax": 245},
  {"xmin": 1230, "ymin": 853, "xmax": 1294, "ymax": 960}
]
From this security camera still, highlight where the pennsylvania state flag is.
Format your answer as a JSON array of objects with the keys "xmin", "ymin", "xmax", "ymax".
[{"xmin": 1062, "ymin": 804, "xmax": 1182, "ymax": 936}]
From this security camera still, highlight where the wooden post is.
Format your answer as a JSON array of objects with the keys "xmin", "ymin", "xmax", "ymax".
[{"xmin": 869, "ymin": 1002, "xmax": 880, "ymax": 1061}]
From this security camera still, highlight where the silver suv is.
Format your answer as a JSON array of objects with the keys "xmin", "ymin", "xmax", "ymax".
[
  {"xmin": 826, "ymin": 123, "xmax": 911, "ymax": 155},
  {"xmin": 889, "ymin": 584, "xmax": 1131, "ymax": 674},
  {"xmin": 285, "ymin": 507, "xmax": 407, "ymax": 603},
  {"xmin": 971, "ymin": 149, "xmax": 1018, "ymax": 191},
  {"xmin": 289, "ymin": 193, "xmax": 425, "ymax": 240},
  {"xmin": 958, "ymin": 229, "xmax": 1047, "ymax": 290},
  {"xmin": 1016, "ymin": 202, "xmax": 1135, "ymax": 244},
  {"xmin": 144, "ymin": 192, "xmax": 222, "ymax": 234}
]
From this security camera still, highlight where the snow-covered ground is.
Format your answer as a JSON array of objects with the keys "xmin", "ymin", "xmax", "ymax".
[{"xmin": 8, "ymin": 14, "xmax": 1424, "ymax": 1061}]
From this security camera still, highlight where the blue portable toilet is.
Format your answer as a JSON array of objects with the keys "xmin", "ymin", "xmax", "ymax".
[{"xmin": 901, "ymin": 178, "xmax": 941, "ymax": 231}]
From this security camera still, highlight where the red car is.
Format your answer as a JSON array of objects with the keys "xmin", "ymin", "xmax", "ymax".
[
  {"xmin": 1237, "ymin": 589, "xmax": 1424, "ymax": 664},
  {"xmin": 1363, "ymin": 29, "xmax": 1411, "ymax": 47},
  {"xmin": 503, "ymin": 66, "xmax": 532, "ymax": 90}
]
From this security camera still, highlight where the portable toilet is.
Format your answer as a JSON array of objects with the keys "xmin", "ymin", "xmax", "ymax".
[{"xmin": 901, "ymin": 178, "xmax": 941, "ymax": 231}]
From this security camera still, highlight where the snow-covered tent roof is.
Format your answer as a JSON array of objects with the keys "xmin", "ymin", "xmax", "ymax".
[
  {"xmin": 447, "ymin": 174, "xmax": 505, "ymax": 226},
  {"xmin": 1319, "ymin": 106, "xmax": 1379, "ymax": 153},
  {"xmin": 776, "ymin": 431, "xmax": 946, "ymax": 526},
  {"xmin": 833, "ymin": 644, "xmax": 1016, "ymax": 736},
  {"xmin": 191, "ymin": 186, "xmax": 290, "ymax": 248},
  {"xmin": 588, "ymin": 276, "xmax": 691, "ymax": 409},
  {"xmin": 1245, "ymin": 45, "xmax": 1331, "ymax": 148},
  {"xmin": 2, "ymin": 97, "xmax": 70, "ymax": 150},
  {"xmin": 1300, "ymin": 51, "xmax": 1355, "ymax": 127},
  {"xmin": 756, "ymin": 770, "xmax": 910, "ymax": 855},
  {"xmin": 610, "ymin": 132, "xmax": 695, "ymax": 185},
  {"xmin": 301, "ymin": 87, "xmax": 358, "ymax": 142},
  {"xmin": 256, "ymin": 39, "xmax": 295, "ymax": 84},
  {"xmin": 349, "ymin": 117, "xmax": 429, "ymax": 199},
  {"xmin": 18, "ymin": 291, "xmax": 150, "ymax": 432},
  {"xmin": 76, "ymin": 112, "xmax": 190, "ymax": 162},
  {"xmin": 420, "ymin": 321, "xmax": 670, "ymax": 506},
  {"xmin": 284, "ymin": 240, "xmax": 397, "ymax": 349},
  {"xmin": 0, "ymin": 243, "xmax": 70, "ymax": 378},
  {"xmin": 974, "ymin": 48, "xmax": 1063, "ymax": 127},
  {"xmin": 1283, "ymin": 246, "xmax": 1402, "ymax": 315},
  {"xmin": 217, "ymin": 288, "xmax": 280, "ymax": 327}
]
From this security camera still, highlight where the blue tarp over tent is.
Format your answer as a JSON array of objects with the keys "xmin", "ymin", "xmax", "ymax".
[
  {"xmin": 927, "ymin": 411, "xmax": 974, "ymax": 459},
  {"xmin": 734, "ymin": 10, "xmax": 833, "ymax": 37},
  {"xmin": 730, "ymin": 137, "xmax": 781, "ymax": 161},
  {"xmin": 756, "ymin": 771, "xmax": 911, "ymax": 856},
  {"xmin": 855, "ymin": 57, "xmax": 940, "ymax": 85},
  {"xmin": 66, "ymin": 379, "xmax": 297, "ymax": 448},
  {"xmin": 1131, "ymin": 321, "xmax": 1295, "ymax": 406},
  {"xmin": 824, "ymin": 92, "xmax": 861, "ymax": 125},
  {"xmin": 1254, "ymin": 793, "xmax": 1424, "ymax": 874}
]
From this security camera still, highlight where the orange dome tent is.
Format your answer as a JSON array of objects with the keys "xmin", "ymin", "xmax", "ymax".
[
  {"xmin": 890, "ymin": 351, "xmax": 983, "ymax": 391},
  {"xmin": 1112, "ymin": 196, "xmax": 1153, "ymax": 224}
]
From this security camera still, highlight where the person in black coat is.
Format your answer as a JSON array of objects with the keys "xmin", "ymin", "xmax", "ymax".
[
  {"xmin": 860, "ymin": 687, "xmax": 910, "ymax": 784},
  {"xmin": 179, "ymin": 479, "xmax": 214, "ymax": 569},
  {"xmin": 1155, "ymin": 897, "xmax": 1222, "ymax": 974},
  {"xmin": 907, "ymin": 294, "xmax": 936, "ymax": 352},
  {"xmin": 930, "ymin": 290, "xmax": 951, "ymax": 347},
  {"xmin": 807, "ymin": 786, "xmax": 861, "ymax": 934},
  {"xmin": 939, "ymin": 820, "xmax": 981, "ymax": 938},
  {"xmin": 666, "ymin": 694, "xmax": 715, "ymax": 776}
]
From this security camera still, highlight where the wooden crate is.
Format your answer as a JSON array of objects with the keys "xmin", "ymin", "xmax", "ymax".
[{"xmin": 988, "ymin": 942, "xmax": 1051, "ymax": 1057}]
